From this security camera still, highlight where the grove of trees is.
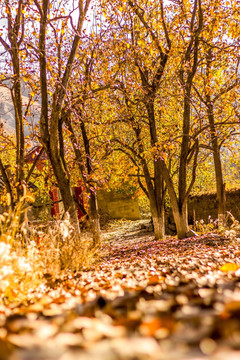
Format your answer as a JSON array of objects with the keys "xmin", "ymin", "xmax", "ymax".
[{"xmin": 0, "ymin": 0, "xmax": 239, "ymax": 241}]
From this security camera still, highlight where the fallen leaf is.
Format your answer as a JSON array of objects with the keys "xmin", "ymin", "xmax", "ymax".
[
  {"xmin": 139, "ymin": 317, "xmax": 162, "ymax": 336},
  {"xmin": 219, "ymin": 263, "xmax": 239, "ymax": 272},
  {"xmin": 147, "ymin": 275, "xmax": 163, "ymax": 285}
]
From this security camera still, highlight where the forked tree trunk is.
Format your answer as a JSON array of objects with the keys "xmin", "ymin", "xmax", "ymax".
[
  {"xmin": 160, "ymin": 160, "xmax": 189, "ymax": 239},
  {"xmin": 169, "ymin": 194, "xmax": 188, "ymax": 239},
  {"xmin": 50, "ymin": 110, "xmax": 80, "ymax": 234},
  {"xmin": 64, "ymin": 113, "xmax": 101, "ymax": 244},
  {"xmin": 52, "ymin": 164, "xmax": 80, "ymax": 233}
]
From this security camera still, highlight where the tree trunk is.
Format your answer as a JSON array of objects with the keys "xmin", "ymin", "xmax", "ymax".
[
  {"xmin": 151, "ymin": 202, "xmax": 165, "ymax": 240},
  {"xmin": 205, "ymin": 43, "xmax": 226, "ymax": 224},
  {"xmin": 170, "ymin": 198, "xmax": 188, "ymax": 239},
  {"xmin": 153, "ymin": 163, "xmax": 165, "ymax": 240},
  {"xmin": 177, "ymin": 85, "xmax": 192, "ymax": 236},
  {"xmin": 138, "ymin": 151, "xmax": 165, "ymax": 240},
  {"xmin": 145, "ymin": 101, "xmax": 165, "ymax": 240},
  {"xmin": 176, "ymin": 0, "xmax": 202, "ymax": 237},
  {"xmin": 136, "ymin": 133, "xmax": 165, "ymax": 240},
  {"xmin": 89, "ymin": 192, "xmax": 100, "ymax": 246},
  {"xmin": 11, "ymin": 75, "xmax": 24, "ymax": 200},
  {"xmin": 8, "ymin": 40, "xmax": 25, "ymax": 200},
  {"xmin": 0, "ymin": 159, "xmax": 14, "ymax": 211},
  {"xmin": 171, "ymin": 200, "xmax": 188, "ymax": 239}
]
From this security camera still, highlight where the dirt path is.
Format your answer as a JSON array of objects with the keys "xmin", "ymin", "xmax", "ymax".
[{"xmin": 2, "ymin": 220, "xmax": 240, "ymax": 360}]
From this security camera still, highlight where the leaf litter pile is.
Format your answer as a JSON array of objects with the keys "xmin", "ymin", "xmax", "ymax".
[{"xmin": 2, "ymin": 220, "xmax": 240, "ymax": 360}]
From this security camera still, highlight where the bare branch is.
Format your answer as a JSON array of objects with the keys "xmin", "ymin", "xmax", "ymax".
[
  {"xmin": 186, "ymin": 139, "xmax": 199, "ymax": 198},
  {"xmin": 160, "ymin": 0, "xmax": 171, "ymax": 50},
  {"xmin": 14, "ymin": 0, "xmax": 23, "ymax": 37},
  {"xmin": 0, "ymin": 36, "xmax": 10, "ymax": 51},
  {"xmin": 26, "ymin": 147, "xmax": 44, "ymax": 183}
]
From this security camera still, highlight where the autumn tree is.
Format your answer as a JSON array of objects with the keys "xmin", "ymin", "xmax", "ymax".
[
  {"xmin": 193, "ymin": 0, "xmax": 240, "ymax": 223},
  {"xmin": 0, "ymin": 0, "xmax": 44, "ymax": 210},
  {"xmin": 57, "ymin": 16, "xmax": 123, "ymax": 245},
  {"xmin": 63, "ymin": 60, "xmax": 110, "ymax": 245},
  {"xmin": 32, "ymin": 0, "xmax": 91, "ymax": 233},
  {"xmin": 0, "ymin": 0, "xmax": 26, "ymax": 202},
  {"xmin": 99, "ymin": 0, "xmax": 173, "ymax": 239},
  {"xmin": 102, "ymin": 0, "xmax": 204, "ymax": 239}
]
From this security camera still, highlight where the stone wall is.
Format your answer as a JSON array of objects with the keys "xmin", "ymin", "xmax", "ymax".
[
  {"xmin": 97, "ymin": 190, "xmax": 141, "ymax": 221},
  {"xmin": 188, "ymin": 189, "xmax": 240, "ymax": 223}
]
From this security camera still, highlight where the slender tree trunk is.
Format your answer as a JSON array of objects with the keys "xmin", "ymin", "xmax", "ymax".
[
  {"xmin": 206, "ymin": 100, "xmax": 225, "ymax": 223},
  {"xmin": 80, "ymin": 118, "xmax": 101, "ymax": 245},
  {"xmin": 146, "ymin": 100, "xmax": 165, "ymax": 239},
  {"xmin": 11, "ymin": 75, "xmax": 24, "ymax": 200},
  {"xmin": 176, "ymin": 0, "xmax": 202, "ymax": 237},
  {"xmin": 178, "ymin": 87, "xmax": 191, "ymax": 234},
  {"xmin": 0, "ymin": 0, "xmax": 25, "ymax": 201},
  {"xmin": 141, "ymin": 158, "xmax": 165, "ymax": 240},
  {"xmin": 89, "ymin": 192, "xmax": 100, "ymax": 246},
  {"xmin": 205, "ymin": 47, "xmax": 226, "ymax": 224},
  {"xmin": 8, "ymin": 34, "xmax": 25, "ymax": 200},
  {"xmin": 0, "ymin": 159, "xmax": 14, "ymax": 210},
  {"xmin": 153, "ymin": 162, "xmax": 165, "ymax": 240}
]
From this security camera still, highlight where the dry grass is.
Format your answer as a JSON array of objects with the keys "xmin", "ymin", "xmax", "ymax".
[
  {"xmin": 32, "ymin": 215, "xmax": 98, "ymax": 273},
  {"xmin": 0, "ymin": 195, "xmax": 98, "ymax": 304}
]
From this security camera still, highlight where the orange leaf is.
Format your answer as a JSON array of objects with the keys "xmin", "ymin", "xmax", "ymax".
[
  {"xmin": 148, "ymin": 275, "xmax": 163, "ymax": 285},
  {"xmin": 139, "ymin": 318, "xmax": 162, "ymax": 336}
]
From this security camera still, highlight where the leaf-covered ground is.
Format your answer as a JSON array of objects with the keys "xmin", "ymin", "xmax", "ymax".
[{"xmin": 2, "ymin": 220, "xmax": 240, "ymax": 360}]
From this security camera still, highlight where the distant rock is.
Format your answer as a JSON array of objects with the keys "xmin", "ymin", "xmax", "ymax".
[{"xmin": 0, "ymin": 83, "xmax": 40, "ymax": 136}]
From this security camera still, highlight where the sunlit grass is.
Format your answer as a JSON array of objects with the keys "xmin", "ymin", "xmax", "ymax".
[{"xmin": 0, "ymin": 195, "xmax": 97, "ymax": 304}]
